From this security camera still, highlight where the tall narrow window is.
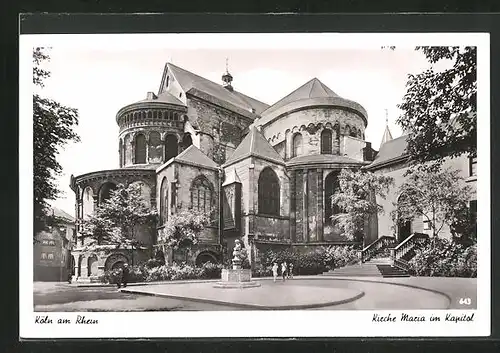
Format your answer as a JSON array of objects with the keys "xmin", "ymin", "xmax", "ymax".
[
  {"xmin": 292, "ymin": 133, "xmax": 303, "ymax": 158},
  {"xmin": 159, "ymin": 177, "xmax": 168, "ymax": 224},
  {"xmin": 135, "ymin": 133, "xmax": 147, "ymax": 164},
  {"xmin": 321, "ymin": 129, "xmax": 333, "ymax": 154},
  {"xmin": 182, "ymin": 133, "xmax": 193, "ymax": 149},
  {"xmin": 165, "ymin": 134, "xmax": 178, "ymax": 161},
  {"xmin": 258, "ymin": 167, "xmax": 280, "ymax": 216},
  {"xmin": 98, "ymin": 182, "xmax": 117, "ymax": 205},
  {"xmin": 469, "ymin": 156, "xmax": 477, "ymax": 176},
  {"xmin": 119, "ymin": 139, "xmax": 123, "ymax": 167},
  {"xmin": 190, "ymin": 176, "xmax": 213, "ymax": 214},
  {"xmin": 324, "ymin": 171, "xmax": 340, "ymax": 224},
  {"xmin": 148, "ymin": 131, "xmax": 162, "ymax": 163}
]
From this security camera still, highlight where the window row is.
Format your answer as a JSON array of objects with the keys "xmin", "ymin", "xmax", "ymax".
[
  {"xmin": 40, "ymin": 239, "xmax": 56, "ymax": 246},
  {"xmin": 40, "ymin": 252, "xmax": 55, "ymax": 260},
  {"xmin": 291, "ymin": 127, "xmax": 363, "ymax": 157},
  {"xmin": 120, "ymin": 110, "xmax": 182, "ymax": 124},
  {"xmin": 120, "ymin": 132, "xmax": 193, "ymax": 166}
]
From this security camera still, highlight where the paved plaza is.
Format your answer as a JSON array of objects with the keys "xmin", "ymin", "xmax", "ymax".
[{"xmin": 33, "ymin": 276, "xmax": 477, "ymax": 312}]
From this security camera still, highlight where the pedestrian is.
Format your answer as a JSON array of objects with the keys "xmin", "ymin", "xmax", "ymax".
[
  {"xmin": 281, "ymin": 261, "xmax": 287, "ymax": 282},
  {"xmin": 272, "ymin": 262, "xmax": 279, "ymax": 282},
  {"xmin": 288, "ymin": 262, "xmax": 294, "ymax": 279},
  {"xmin": 116, "ymin": 266, "xmax": 123, "ymax": 289},
  {"xmin": 121, "ymin": 263, "xmax": 130, "ymax": 288}
]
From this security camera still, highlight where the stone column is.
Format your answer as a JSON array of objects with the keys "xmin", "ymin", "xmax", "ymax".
[
  {"xmin": 145, "ymin": 133, "xmax": 150, "ymax": 164},
  {"xmin": 72, "ymin": 254, "xmax": 79, "ymax": 280},
  {"xmin": 317, "ymin": 168, "xmax": 324, "ymax": 242},
  {"xmin": 303, "ymin": 169, "xmax": 309, "ymax": 243}
]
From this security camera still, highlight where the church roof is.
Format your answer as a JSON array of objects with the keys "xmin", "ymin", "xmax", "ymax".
[
  {"xmin": 52, "ymin": 207, "xmax": 75, "ymax": 223},
  {"xmin": 262, "ymin": 78, "xmax": 340, "ymax": 116},
  {"xmin": 173, "ymin": 145, "xmax": 219, "ymax": 170},
  {"xmin": 223, "ymin": 126, "xmax": 285, "ymax": 166},
  {"xmin": 366, "ymin": 135, "xmax": 409, "ymax": 170},
  {"xmin": 379, "ymin": 124, "xmax": 394, "ymax": 148},
  {"xmin": 165, "ymin": 63, "xmax": 270, "ymax": 115},
  {"xmin": 136, "ymin": 91, "xmax": 185, "ymax": 106},
  {"xmin": 258, "ymin": 78, "xmax": 368, "ymax": 127},
  {"xmin": 157, "ymin": 145, "xmax": 219, "ymax": 173}
]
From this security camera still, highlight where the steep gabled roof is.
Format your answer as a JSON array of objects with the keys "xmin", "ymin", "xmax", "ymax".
[
  {"xmin": 157, "ymin": 145, "xmax": 219, "ymax": 173},
  {"xmin": 261, "ymin": 78, "xmax": 340, "ymax": 116},
  {"xmin": 52, "ymin": 207, "xmax": 75, "ymax": 223},
  {"xmin": 222, "ymin": 168, "xmax": 242, "ymax": 186},
  {"xmin": 165, "ymin": 63, "xmax": 269, "ymax": 115},
  {"xmin": 379, "ymin": 124, "xmax": 394, "ymax": 149},
  {"xmin": 224, "ymin": 127, "xmax": 285, "ymax": 166},
  {"xmin": 366, "ymin": 135, "xmax": 409, "ymax": 170},
  {"xmin": 174, "ymin": 145, "xmax": 219, "ymax": 170}
]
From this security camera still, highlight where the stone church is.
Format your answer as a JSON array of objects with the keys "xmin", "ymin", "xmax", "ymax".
[{"xmin": 69, "ymin": 62, "xmax": 477, "ymax": 281}]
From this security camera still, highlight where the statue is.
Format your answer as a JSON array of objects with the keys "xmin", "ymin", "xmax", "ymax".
[{"xmin": 232, "ymin": 239, "xmax": 243, "ymax": 269}]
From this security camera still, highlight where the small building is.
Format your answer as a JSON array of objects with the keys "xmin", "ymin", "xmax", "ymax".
[{"xmin": 33, "ymin": 208, "xmax": 75, "ymax": 282}]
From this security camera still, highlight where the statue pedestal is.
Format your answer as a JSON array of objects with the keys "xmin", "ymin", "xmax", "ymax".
[{"xmin": 213, "ymin": 268, "xmax": 261, "ymax": 289}]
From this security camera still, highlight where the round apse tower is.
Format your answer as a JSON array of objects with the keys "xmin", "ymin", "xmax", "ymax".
[{"xmin": 115, "ymin": 91, "xmax": 191, "ymax": 169}]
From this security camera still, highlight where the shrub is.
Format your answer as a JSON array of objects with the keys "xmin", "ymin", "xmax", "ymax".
[
  {"xmin": 407, "ymin": 238, "xmax": 477, "ymax": 277},
  {"xmin": 200, "ymin": 262, "xmax": 223, "ymax": 279},
  {"xmin": 144, "ymin": 258, "xmax": 164, "ymax": 269},
  {"xmin": 255, "ymin": 246, "xmax": 358, "ymax": 276},
  {"xmin": 99, "ymin": 265, "xmax": 148, "ymax": 284}
]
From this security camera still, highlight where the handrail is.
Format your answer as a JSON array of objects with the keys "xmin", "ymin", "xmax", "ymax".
[
  {"xmin": 361, "ymin": 235, "xmax": 396, "ymax": 262},
  {"xmin": 392, "ymin": 232, "xmax": 429, "ymax": 262}
]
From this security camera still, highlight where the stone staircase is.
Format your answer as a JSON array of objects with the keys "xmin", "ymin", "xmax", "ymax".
[{"xmin": 322, "ymin": 256, "xmax": 410, "ymax": 278}]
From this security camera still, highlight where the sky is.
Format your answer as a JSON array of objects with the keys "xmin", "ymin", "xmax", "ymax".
[{"xmin": 35, "ymin": 40, "xmax": 436, "ymax": 215}]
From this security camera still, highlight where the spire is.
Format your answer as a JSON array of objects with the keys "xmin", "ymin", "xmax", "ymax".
[
  {"xmin": 222, "ymin": 57, "xmax": 233, "ymax": 91},
  {"xmin": 380, "ymin": 109, "xmax": 393, "ymax": 148}
]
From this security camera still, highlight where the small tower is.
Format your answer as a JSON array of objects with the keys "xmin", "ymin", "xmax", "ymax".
[
  {"xmin": 222, "ymin": 57, "xmax": 233, "ymax": 91},
  {"xmin": 380, "ymin": 108, "xmax": 393, "ymax": 148}
]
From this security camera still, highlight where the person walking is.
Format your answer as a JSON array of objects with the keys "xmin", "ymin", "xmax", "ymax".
[
  {"xmin": 281, "ymin": 261, "xmax": 287, "ymax": 282},
  {"xmin": 288, "ymin": 262, "xmax": 294, "ymax": 279},
  {"xmin": 121, "ymin": 263, "xmax": 130, "ymax": 288},
  {"xmin": 272, "ymin": 262, "xmax": 279, "ymax": 282}
]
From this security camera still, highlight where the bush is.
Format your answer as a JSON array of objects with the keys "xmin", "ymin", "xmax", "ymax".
[
  {"xmin": 200, "ymin": 262, "xmax": 223, "ymax": 279},
  {"xmin": 407, "ymin": 238, "xmax": 477, "ymax": 277},
  {"xmin": 99, "ymin": 265, "xmax": 148, "ymax": 284},
  {"xmin": 256, "ymin": 246, "xmax": 359, "ymax": 276},
  {"xmin": 144, "ymin": 258, "xmax": 164, "ymax": 269}
]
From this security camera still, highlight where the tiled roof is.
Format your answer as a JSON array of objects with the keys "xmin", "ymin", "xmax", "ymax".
[
  {"xmin": 261, "ymin": 78, "xmax": 340, "ymax": 116},
  {"xmin": 136, "ymin": 91, "xmax": 185, "ymax": 106},
  {"xmin": 166, "ymin": 63, "xmax": 269, "ymax": 115},
  {"xmin": 166, "ymin": 145, "xmax": 219, "ymax": 171},
  {"xmin": 52, "ymin": 207, "xmax": 75, "ymax": 222},
  {"xmin": 224, "ymin": 126, "xmax": 285, "ymax": 166},
  {"xmin": 367, "ymin": 135, "xmax": 409, "ymax": 170},
  {"xmin": 286, "ymin": 154, "xmax": 368, "ymax": 167}
]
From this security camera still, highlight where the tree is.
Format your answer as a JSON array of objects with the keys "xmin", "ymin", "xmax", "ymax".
[
  {"xmin": 397, "ymin": 46, "xmax": 476, "ymax": 169},
  {"xmin": 331, "ymin": 169, "xmax": 394, "ymax": 243},
  {"xmin": 33, "ymin": 47, "xmax": 80, "ymax": 239},
  {"xmin": 80, "ymin": 183, "xmax": 158, "ymax": 264},
  {"xmin": 391, "ymin": 168, "xmax": 473, "ymax": 239},
  {"xmin": 158, "ymin": 209, "xmax": 212, "ymax": 251}
]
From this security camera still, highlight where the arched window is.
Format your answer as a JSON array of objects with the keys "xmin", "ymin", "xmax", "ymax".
[
  {"xmin": 135, "ymin": 133, "xmax": 146, "ymax": 164},
  {"xmin": 324, "ymin": 172, "xmax": 340, "ymax": 224},
  {"xmin": 148, "ymin": 131, "xmax": 162, "ymax": 163},
  {"xmin": 160, "ymin": 177, "xmax": 168, "ymax": 224},
  {"xmin": 123, "ymin": 134, "xmax": 131, "ymax": 166},
  {"xmin": 321, "ymin": 129, "xmax": 333, "ymax": 154},
  {"xmin": 182, "ymin": 133, "xmax": 193, "ymax": 149},
  {"xmin": 119, "ymin": 139, "xmax": 123, "ymax": 167},
  {"xmin": 258, "ymin": 167, "xmax": 280, "ymax": 216},
  {"xmin": 349, "ymin": 127, "xmax": 358, "ymax": 137},
  {"xmin": 82, "ymin": 186, "xmax": 94, "ymax": 218},
  {"xmin": 345, "ymin": 125, "xmax": 351, "ymax": 137},
  {"xmin": 165, "ymin": 134, "xmax": 178, "ymax": 161},
  {"xmin": 292, "ymin": 133, "xmax": 303, "ymax": 158},
  {"xmin": 98, "ymin": 182, "xmax": 117, "ymax": 205},
  {"xmin": 190, "ymin": 176, "xmax": 213, "ymax": 213}
]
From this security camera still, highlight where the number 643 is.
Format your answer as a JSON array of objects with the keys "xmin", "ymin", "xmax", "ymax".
[{"xmin": 459, "ymin": 297, "xmax": 472, "ymax": 305}]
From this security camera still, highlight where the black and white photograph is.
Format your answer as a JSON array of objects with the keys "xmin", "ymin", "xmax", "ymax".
[{"xmin": 20, "ymin": 31, "xmax": 489, "ymax": 338}]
